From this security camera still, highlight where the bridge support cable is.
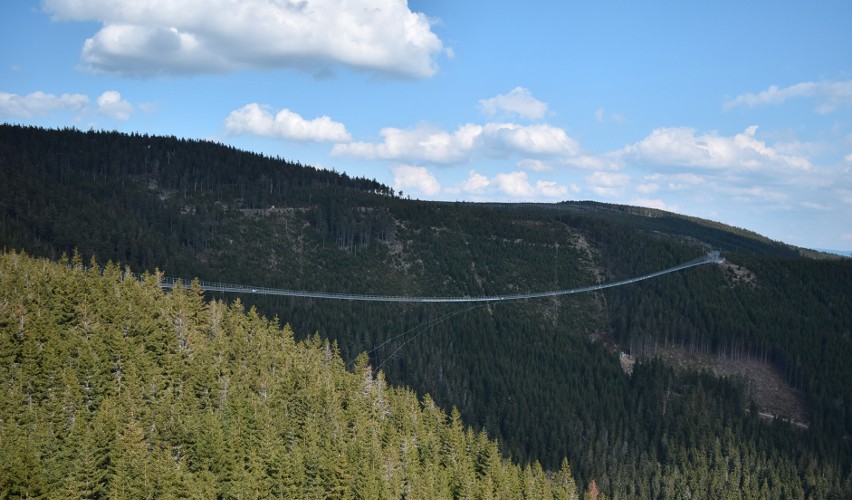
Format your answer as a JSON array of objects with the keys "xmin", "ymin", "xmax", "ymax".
[{"xmin": 160, "ymin": 251, "xmax": 724, "ymax": 304}]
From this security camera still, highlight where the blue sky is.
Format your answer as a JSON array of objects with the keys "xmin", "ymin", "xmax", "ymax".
[{"xmin": 2, "ymin": 1, "xmax": 851, "ymax": 250}]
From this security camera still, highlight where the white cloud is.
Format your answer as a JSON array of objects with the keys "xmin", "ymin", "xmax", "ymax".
[
  {"xmin": 586, "ymin": 171, "xmax": 630, "ymax": 197},
  {"xmin": 724, "ymin": 80, "xmax": 852, "ymax": 114},
  {"xmin": 622, "ymin": 125, "xmax": 812, "ymax": 172},
  {"xmin": 482, "ymin": 123, "xmax": 580, "ymax": 156},
  {"xmin": 491, "ymin": 171, "xmax": 572, "ymax": 199},
  {"xmin": 801, "ymin": 201, "xmax": 831, "ymax": 211},
  {"xmin": 636, "ymin": 183, "xmax": 659, "ymax": 194},
  {"xmin": 334, "ymin": 121, "xmax": 579, "ymax": 164},
  {"xmin": 225, "ymin": 103, "xmax": 351, "ymax": 142},
  {"xmin": 517, "ymin": 159, "xmax": 553, "ymax": 172},
  {"xmin": 96, "ymin": 90, "xmax": 134, "ymax": 120},
  {"xmin": 535, "ymin": 179, "xmax": 572, "ymax": 198},
  {"xmin": 448, "ymin": 170, "xmax": 572, "ymax": 199},
  {"xmin": 478, "ymin": 87, "xmax": 548, "ymax": 119},
  {"xmin": 333, "ymin": 123, "xmax": 480, "ymax": 164},
  {"xmin": 460, "ymin": 171, "xmax": 490, "ymax": 194},
  {"xmin": 631, "ymin": 197, "xmax": 677, "ymax": 212},
  {"xmin": 564, "ymin": 154, "xmax": 621, "ymax": 171},
  {"xmin": 643, "ymin": 173, "xmax": 706, "ymax": 190},
  {"xmin": 726, "ymin": 186, "xmax": 789, "ymax": 204},
  {"xmin": 493, "ymin": 171, "xmax": 537, "ymax": 197},
  {"xmin": 42, "ymin": 0, "xmax": 443, "ymax": 79},
  {"xmin": 391, "ymin": 165, "xmax": 441, "ymax": 196},
  {"xmin": 0, "ymin": 91, "xmax": 88, "ymax": 117}
]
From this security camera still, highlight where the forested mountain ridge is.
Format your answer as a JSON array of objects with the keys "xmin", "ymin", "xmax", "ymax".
[{"xmin": 2, "ymin": 124, "xmax": 851, "ymax": 497}]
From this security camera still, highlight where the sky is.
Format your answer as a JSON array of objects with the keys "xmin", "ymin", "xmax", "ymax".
[{"xmin": 2, "ymin": 1, "xmax": 851, "ymax": 250}]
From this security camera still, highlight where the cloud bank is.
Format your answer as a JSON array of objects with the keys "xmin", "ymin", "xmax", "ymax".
[
  {"xmin": 42, "ymin": 0, "xmax": 444, "ymax": 78},
  {"xmin": 0, "ymin": 91, "xmax": 88, "ymax": 117},
  {"xmin": 621, "ymin": 125, "xmax": 812, "ymax": 172},
  {"xmin": 333, "ymin": 122, "xmax": 579, "ymax": 164},
  {"xmin": 331, "ymin": 88, "xmax": 835, "ymax": 214},
  {"xmin": 398, "ymin": 169, "xmax": 575, "ymax": 200},
  {"xmin": 96, "ymin": 90, "xmax": 134, "ymax": 120},
  {"xmin": 0, "ymin": 90, "xmax": 136, "ymax": 121}
]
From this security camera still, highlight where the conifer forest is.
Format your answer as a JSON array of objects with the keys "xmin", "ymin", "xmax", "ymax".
[{"xmin": 1, "ymin": 125, "xmax": 851, "ymax": 497}]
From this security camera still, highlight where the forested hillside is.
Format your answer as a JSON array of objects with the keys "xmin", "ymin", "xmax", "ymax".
[
  {"xmin": 0, "ymin": 251, "xmax": 577, "ymax": 498},
  {"xmin": 2, "ymin": 125, "xmax": 851, "ymax": 497}
]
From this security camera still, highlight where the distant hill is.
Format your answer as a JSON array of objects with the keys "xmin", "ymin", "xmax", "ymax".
[{"xmin": 2, "ymin": 124, "xmax": 851, "ymax": 497}]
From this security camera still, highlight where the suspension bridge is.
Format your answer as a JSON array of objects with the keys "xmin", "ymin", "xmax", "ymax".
[{"xmin": 159, "ymin": 251, "xmax": 724, "ymax": 303}]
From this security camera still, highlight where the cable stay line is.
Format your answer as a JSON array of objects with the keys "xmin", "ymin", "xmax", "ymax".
[
  {"xmin": 370, "ymin": 303, "xmax": 489, "ymax": 375},
  {"xmin": 159, "ymin": 251, "xmax": 724, "ymax": 303}
]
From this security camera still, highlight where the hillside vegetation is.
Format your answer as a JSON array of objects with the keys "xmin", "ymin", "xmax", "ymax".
[
  {"xmin": 0, "ymin": 251, "xmax": 577, "ymax": 498},
  {"xmin": 2, "ymin": 125, "xmax": 851, "ymax": 497}
]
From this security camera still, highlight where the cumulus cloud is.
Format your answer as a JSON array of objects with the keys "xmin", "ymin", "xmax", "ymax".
[
  {"xmin": 586, "ymin": 171, "xmax": 630, "ymax": 197},
  {"xmin": 334, "ymin": 90, "xmax": 582, "ymax": 168},
  {"xmin": 536, "ymin": 179, "xmax": 573, "ymax": 198},
  {"xmin": 332, "ymin": 123, "xmax": 480, "ymax": 164},
  {"xmin": 445, "ymin": 170, "xmax": 573, "ymax": 199},
  {"xmin": 478, "ymin": 87, "xmax": 548, "ymax": 119},
  {"xmin": 96, "ymin": 90, "xmax": 134, "ymax": 120},
  {"xmin": 225, "ymin": 103, "xmax": 351, "ymax": 142},
  {"xmin": 42, "ymin": 0, "xmax": 443, "ymax": 78},
  {"xmin": 724, "ymin": 80, "xmax": 852, "ymax": 114},
  {"xmin": 490, "ymin": 171, "xmax": 572, "ymax": 198},
  {"xmin": 333, "ymin": 121, "xmax": 579, "ymax": 164},
  {"xmin": 621, "ymin": 125, "xmax": 812, "ymax": 171},
  {"xmin": 0, "ymin": 91, "xmax": 88, "ymax": 117},
  {"xmin": 460, "ymin": 171, "xmax": 490, "ymax": 194},
  {"xmin": 391, "ymin": 165, "xmax": 441, "ymax": 196},
  {"xmin": 481, "ymin": 123, "xmax": 579, "ymax": 156},
  {"xmin": 1, "ymin": 89, "xmax": 142, "ymax": 121},
  {"xmin": 493, "ymin": 171, "xmax": 538, "ymax": 197}
]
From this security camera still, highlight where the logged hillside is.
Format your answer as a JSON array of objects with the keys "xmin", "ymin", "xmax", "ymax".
[
  {"xmin": 2, "ymin": 125, "xmax": 851, "ymax": 497},
  {"xmin": 0, "ymin": 251, "xmax": 577, "ymax": 498}
]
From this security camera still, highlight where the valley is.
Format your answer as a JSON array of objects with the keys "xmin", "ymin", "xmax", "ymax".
[{"xmin": 2, "ymin": 125, "xmax": 850, "ymax": 497}]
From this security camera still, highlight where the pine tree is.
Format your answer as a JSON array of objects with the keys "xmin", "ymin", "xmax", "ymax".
[{"xmin": 111, "ymin": 419, "xmax": 154, "ymax": 498}]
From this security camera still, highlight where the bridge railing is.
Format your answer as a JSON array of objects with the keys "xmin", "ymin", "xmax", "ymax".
[{"xmin": 157, "ymin": 251, "xmax": 724, "ymax": 304}]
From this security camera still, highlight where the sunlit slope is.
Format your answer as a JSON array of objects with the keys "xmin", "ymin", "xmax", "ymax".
[{"xmin": 0, "ymin": 251, "xmax": 578, "ymax": 498}]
